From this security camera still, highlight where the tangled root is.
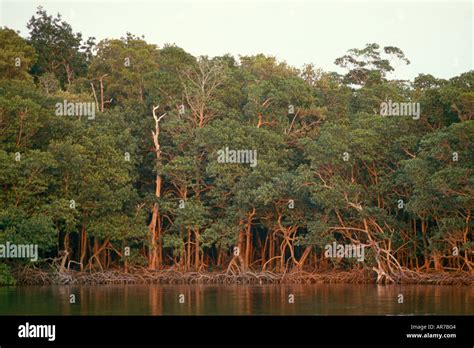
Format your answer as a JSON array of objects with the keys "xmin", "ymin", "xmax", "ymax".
[{"xmin": 13, "ymin": 266, "xmax": 473, "ymax": 286}]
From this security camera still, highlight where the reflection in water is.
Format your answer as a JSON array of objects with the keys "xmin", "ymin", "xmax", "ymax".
[{"xmin": 0, "ymin": 284, "xmax": 472, "ymax": 315}]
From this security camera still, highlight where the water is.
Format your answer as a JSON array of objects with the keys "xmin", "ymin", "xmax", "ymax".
[{"xmin": 0, "ymin": 284, "xmax": 472, "ymax": 315}]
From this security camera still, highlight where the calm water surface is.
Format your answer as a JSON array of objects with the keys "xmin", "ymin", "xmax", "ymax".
[{"xmin": 0, "ymin": 284, "xmax": 472, "ymax": 315}]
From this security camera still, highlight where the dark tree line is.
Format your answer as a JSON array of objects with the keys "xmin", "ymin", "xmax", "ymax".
[{"xmin": 0, "ymin": 8, "xmax": 472, "ymax": 285}]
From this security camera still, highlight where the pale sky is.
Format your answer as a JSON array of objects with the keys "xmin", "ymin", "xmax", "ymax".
[{"xmin": 1, "ymin": 0, "xmax": 472, "ymax": 80}]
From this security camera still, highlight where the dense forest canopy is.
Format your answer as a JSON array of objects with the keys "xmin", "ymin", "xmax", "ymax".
[{"xmin": 0, "ymin": 7, "xmax": 472, "ymax": 285}]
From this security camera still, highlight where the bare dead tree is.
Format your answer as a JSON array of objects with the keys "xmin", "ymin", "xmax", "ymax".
[
  {"xmin": 148, "ymin": 105, "xmax": 167, "ymax": 269},
  {"xmin": 180, "ymin": 57, "xmax": 226, "ymax": 128}
]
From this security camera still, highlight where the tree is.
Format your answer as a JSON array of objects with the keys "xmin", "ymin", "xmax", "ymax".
[
  {"xmin": 27, "ymin": 7, "xmax": 91, "ymax": 86},
  {"xmin": 335, "ymin": 43, "xmax": 410, "ymax": 86},
  {"xmin": 0, "ymin": 28, "xmax": 36, "ymax": 81}
]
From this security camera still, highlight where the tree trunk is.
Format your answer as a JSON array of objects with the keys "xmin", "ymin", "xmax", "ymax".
[
  {"xmin": 148, "ymin": 106, "xmax": 166, "ymax": 270},
  {"xmin": 195, "ymin": 229, "xmax": 200, "ymax": 270},
  {"xmin": 187, "ymin": 227, "xmax": 192, "ymax": 271},
  {"xmin": 79, "ymin": 224, "xmax": 86, "ymax": 272}
]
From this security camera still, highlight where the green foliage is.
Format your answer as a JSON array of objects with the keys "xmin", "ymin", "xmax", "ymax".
[
  {"xmin": 0, "ymin": 7, "xmax": 472, "ymax": 278},
  {"xmin": 0, "ymin": 263, "xmax": 16, "ymax": 286},
  {"xmin": 0, "ymin": 28, "xmax": 36, "ymax": 80},
  {"xmin": 27, "ymin": 7, "xmax": 91, "ymax": 86}
]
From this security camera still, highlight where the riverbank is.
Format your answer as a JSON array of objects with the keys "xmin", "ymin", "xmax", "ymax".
[{"xmin": 13, "ymin": 266, "xmax": 474, "ymax": 286}]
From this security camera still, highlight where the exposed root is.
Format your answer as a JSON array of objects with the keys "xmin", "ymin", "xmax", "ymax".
[{"xmin": 13, "ymin": 266, "xmax": 474, "ymax": 286}]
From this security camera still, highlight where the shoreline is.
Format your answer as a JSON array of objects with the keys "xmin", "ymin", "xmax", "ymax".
[{"xmin": 13, "ymin": 267, "xmax": 474, "ymax": 286}]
